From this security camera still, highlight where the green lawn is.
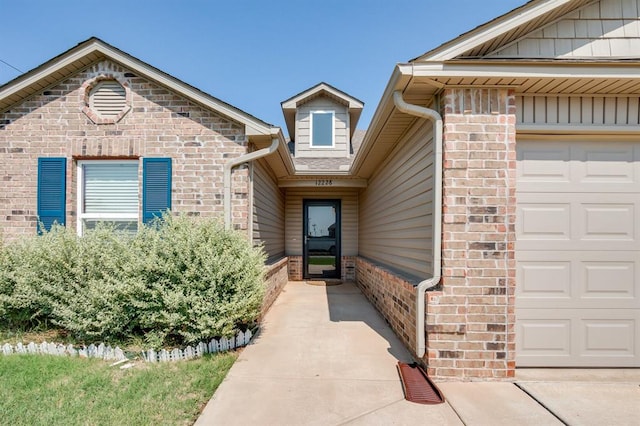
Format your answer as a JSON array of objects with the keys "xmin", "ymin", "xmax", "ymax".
[
  {"xmin": 0, "ymin": 353, "xmax": 236, "ymax": 425},
  {"xmin": 308, "ymin": 256, "xmax": 335, "ymax": 266}
]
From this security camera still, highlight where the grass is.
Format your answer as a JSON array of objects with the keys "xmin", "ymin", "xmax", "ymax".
[
  {"xmin": 0, "ymin": 352, "xmax": 237, "ymax": 426},
  {"xmin": 308, "ymin": 256, "xmax": 336, "ymax": 266}
]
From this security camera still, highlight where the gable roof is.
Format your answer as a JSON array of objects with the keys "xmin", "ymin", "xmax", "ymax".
[
  {"xmin": 354, "ymin": 0, "xmax": 640, "ymax": 180},
  {"xmin": 413, "ymin": 0, "xmax": 599, "ymax": 61},
  {"xmin": 281, "ymin": 82, "xmax": 364, "ymax": 140},
  {"xmin": 0, "ymin": 37, "xmax": 278, "ymax": 137}
]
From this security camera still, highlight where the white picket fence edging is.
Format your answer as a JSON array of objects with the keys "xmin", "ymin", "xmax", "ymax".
[{"xmin": 0, "ymin": 328, "xmax": 255, "ymax": 363}]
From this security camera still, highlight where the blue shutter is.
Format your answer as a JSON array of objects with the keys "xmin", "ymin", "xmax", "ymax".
[
  {"xmin": 37, "ymin": 157, "xmax": 67, "ymax": 233},
  {"xmin": 143, "ymin": 158, "xmax": 172, "ymax": 224}
]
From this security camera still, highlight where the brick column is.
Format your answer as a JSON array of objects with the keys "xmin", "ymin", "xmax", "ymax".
[{"xmin": 425, "ymin": 88, "xmax": 516, "ymax": 379}]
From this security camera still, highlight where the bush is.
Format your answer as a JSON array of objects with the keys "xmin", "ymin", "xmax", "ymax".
[{"xmin": 0, "ymin": 215, "xmax": 266, "ymax": 347}]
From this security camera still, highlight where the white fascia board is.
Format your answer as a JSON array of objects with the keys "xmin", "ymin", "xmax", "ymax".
[
  {"xmin": 411, "ymin": 62, "xmax": 640, "ymax": 79},
  {"xmin": 282, "ymin": 83, "xmax": 364, "ymax": 110},
  {"xmin": 420, "ymin": 0, "xmax": 575, "ymax": 61},
  {"xmin": 0, "ymin": 40, "xmax": 275, "ymax": 137},
  {"xmin": 92, "ymin": 45, "xmax": 275, "ymax": 136},
  {"xmin": 0, "ymin": 43, "xmax": 99, "ymax": 100}
]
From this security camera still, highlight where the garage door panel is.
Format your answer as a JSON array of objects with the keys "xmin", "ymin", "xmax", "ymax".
[
  {"xmin": 516, "ymin": 309, "xmax": 639, "ymax": 367},
  {"xmin": 517, "ymin": 259, "xmax": 572, "ymax": 300},
  {"xmin": 581, "ymin": 261, "xmax": 637, "ymax": 304},
  {"xmin": 581, "ymin": 203, "xmax": 636, "ymax": 242},
  {"xmin": 517, "ymin": 144, "xmax": 571, "ymax": 184},
  {"xmin": 516, "ymin": 138, "xmax": 639, "ymax": 367},
  {"xmin": 582, "ymin": 318, "xmax": 637, "ymax": 359},
  {"xmin": 517, "ymin": 193, "xmax": 639, "ymax": 251},
  {"xmin": 517, "ymin": 201, "xmax": 571, "ymax": 242},
  {"xmin": 517, "ymin": 251, "xmax": 638, "ymax": 310},
  {"xmin": 517, "ymin": 140, "xmax": 640, "ymax": 193},
  {"xmin": 517, "ymin": 317, "xmax": 571, "ymax": 356},
  {"xmin": 576, "ymin": 143, "xmax": 638, "ymax": 185}
]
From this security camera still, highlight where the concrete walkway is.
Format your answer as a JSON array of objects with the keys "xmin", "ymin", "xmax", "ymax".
[{"xmin": 196, "ymin": 281, "xmax": 640, "ymax": 425}]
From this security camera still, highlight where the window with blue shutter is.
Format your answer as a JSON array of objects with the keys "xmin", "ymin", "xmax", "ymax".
[
  {"xmin": 143, "ymin": 158, "xmax": 172, "ymax": 224},
  {"xmin": 78, "ymin": 161, "xmax": 139, "ymax": 234},
  {"xmin": 37, "ymin": 157, "xmax": 67, "ymax": 234}
]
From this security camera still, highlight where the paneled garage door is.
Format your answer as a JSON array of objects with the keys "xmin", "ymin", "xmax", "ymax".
[{"xmin": 516, "ymin": 137, "xmax": 640, "ymax": 367}]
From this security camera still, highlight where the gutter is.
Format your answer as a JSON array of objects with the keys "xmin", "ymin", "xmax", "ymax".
[
  {"xmin": 223, "ymin": 132, "xmax": 281, "ymax": 230},
  {"xmin": 392, "ymin": 90, "xmax": 443, "ymax": 359}
]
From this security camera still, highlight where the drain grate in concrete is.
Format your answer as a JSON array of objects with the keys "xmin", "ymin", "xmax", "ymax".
[{"xmin": 397, "ymin": 362, "xmax": 445, "ymax": 404}]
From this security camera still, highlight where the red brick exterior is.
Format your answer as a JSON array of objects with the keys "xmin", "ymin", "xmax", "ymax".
[
  {"xmin": 355, "ymin": 88, "xmax": 517, "ymax": 380},
  {"xmin": 429, "ymin": 88, "xmax": 517, "ymax": 379},
  {"xmin": 288, "ymin": 255, "xmax": 356, "ymax": 282},
  {"xmin": 0, "ymin": 60, "xmax": 250, "ymax": 240},
  {"xmin": 355, "ymin": 257, "xmax": 417, "ymax": 352},
  {"xmin": 261, "ymin": 257, "xmax": 289, "ymax": 317}
]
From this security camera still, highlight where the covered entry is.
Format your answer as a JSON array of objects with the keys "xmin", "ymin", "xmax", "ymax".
[{"xmin": 515, "ymin": 136, "xmax": 640, "ymax": 367}]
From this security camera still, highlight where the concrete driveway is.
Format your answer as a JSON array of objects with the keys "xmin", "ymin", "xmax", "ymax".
[{"xmin": 196, "ymin": 281, "xmax": 640, "ymax": 425}]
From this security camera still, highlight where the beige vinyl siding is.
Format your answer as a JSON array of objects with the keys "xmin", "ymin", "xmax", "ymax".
[
  {"xmin": 359, "ymin": 122, "xmax": 435, "ymax": 281},
  {"xmin": 252, "ymin": 159, "xmax": 285, "ymax": 261},
  {"xmin": 488, "ymin": 1, "xmax": 640, "ymax": 58},
  {"xmin": 296, "ymin": 97, "xmax": 349, "ymax": 158},
  {"xmin": 517, "ymin": 95, "xmax": 640, "ymax": 125},
  {"xmin": 285, "ymin": 188, "xmax": 358, "ymax": 256}
]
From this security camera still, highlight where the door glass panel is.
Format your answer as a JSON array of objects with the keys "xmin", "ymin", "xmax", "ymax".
[{"xmin": 306, "ymin": 204, "xmax": 337, "ymax": 278}]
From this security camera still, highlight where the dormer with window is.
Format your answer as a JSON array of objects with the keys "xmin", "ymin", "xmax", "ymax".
[{"xmin": 281, "ymin": 83, "xmax": 363, "ymax": 159}]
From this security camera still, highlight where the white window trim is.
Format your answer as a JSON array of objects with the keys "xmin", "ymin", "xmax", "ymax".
[
  {"xmin": 76, "ymin": 160, "xmax": 140, "ymax": 236},
  {"xmin": 310, "ymin": 110, "xmax": 335, "ymax": 148}
]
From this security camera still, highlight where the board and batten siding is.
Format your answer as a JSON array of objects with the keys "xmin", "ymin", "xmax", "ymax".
[
  {"xmin": 517, "ymin": 95, "xmax": 640, "ymax": 125},
  {"xmin": 252, "ymin": 159, "xmax": 285, "ymax": 261},
  {"xmin": 285, "ymin": 188, "xmax": 358, "ymax": 256},
  {"xmin": 358, "ymin": 122, "xmax": 435, "ymax": 281},
  {"xmin": 295, "ymin": 97, "xmax": 349, "ymax": 158},
  {"xmin": 487, "ymin": 0, "xmax": 640, "ymax": 58}
]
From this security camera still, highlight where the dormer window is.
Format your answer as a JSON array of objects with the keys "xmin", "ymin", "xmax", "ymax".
[{"xmin": 310, "ymin": 111, "xmax": 334, "ymax": 148}]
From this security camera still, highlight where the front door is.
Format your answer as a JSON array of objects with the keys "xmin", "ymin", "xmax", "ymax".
[{"xmin": 303, "ymin": 200, "xmax": 340, "ymax": 279}]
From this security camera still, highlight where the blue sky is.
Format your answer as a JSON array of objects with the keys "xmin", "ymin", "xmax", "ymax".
[{"xmin": 1, "ymin": 0, "xmax": 526, "ymax": 135}]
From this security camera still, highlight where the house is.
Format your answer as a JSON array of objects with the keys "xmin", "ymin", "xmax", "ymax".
[
  {"xmin": 1, "ymin": 0, "xmax": 639, "ymax": 380},
  {"xmin": 0, "ymin": 38, "xmax": 294, "ymax": 311},
  {"xmin": 351, "ymin": 0, "xmax": 640, "ymax": 378}
]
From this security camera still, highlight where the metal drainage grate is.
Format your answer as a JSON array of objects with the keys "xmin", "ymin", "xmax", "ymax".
[{"xmin": 397, "ymin": 362, "xmax": 445, "ymax": 404}]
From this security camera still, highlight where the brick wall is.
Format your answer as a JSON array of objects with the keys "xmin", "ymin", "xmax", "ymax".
[
  {"xmin": 429, "ymin": 88, "xmax": 517, "ymax": 379},
  {"xmin": 288, "ymin": 256, "xmax": 303, "ymax": 280},
  {"xmin": 355, "ymin": 89, "xmax": 516, "ymax": 380},
  {"xmin": 0, "ymin": 60, "xmax": 249, "ymax": 240},
  {"xmin": 261, "ymin": 257, "xmax": 289, "ymax": 317},
  {"xmin": 355, "ymin": 257, "xmax": 417, "ymax": 353},
  {"xmin": 288, "ymin": 255, "xmax": 356, "ymax": 282}
]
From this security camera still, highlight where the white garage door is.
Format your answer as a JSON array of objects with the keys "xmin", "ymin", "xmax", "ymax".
[{"xmin": 516, "ymin": 137, "xmax": 640, "ymax": 367}]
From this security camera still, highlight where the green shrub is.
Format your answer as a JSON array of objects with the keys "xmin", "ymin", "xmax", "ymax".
[{"xmin": 0, "ymin": 215, "xmax": 266, "ymax": 347}]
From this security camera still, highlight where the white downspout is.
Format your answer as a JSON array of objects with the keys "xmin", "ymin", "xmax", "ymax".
[
  {"xmin": 224, "ymin": 136, "xmax": 280, "ymax": 230},
  {"xmin": 393, "ymin": 90, "xmax": 443, "ymax": 358}
]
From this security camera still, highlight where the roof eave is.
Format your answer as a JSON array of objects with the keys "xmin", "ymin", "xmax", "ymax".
[
  {"xmin": 350, "ymin": 64, "xmax": 413, "ymax": 176},
  {"xmin": 0, "ymin": 38, "xmax": 277, "ymax": 137},
  {"xmin": 413, "ymin": 0, "xmax": 579, "ymax": 62}
]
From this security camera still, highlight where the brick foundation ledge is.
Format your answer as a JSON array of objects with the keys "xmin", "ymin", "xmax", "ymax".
[{"xmin": 261, "ymin": 257, "xmax": 289, "ymax": 318}]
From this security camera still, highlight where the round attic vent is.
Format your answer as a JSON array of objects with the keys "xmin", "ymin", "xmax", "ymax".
[{"xmin": 89, "ymin": 80, "xmax": 127, "ymax": 117}]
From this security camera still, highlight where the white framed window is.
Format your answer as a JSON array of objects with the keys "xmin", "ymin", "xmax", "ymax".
[
  {"xmin": 310, "ymin": 111, "xmax": 334, "ymax": 148},
  {"xmin": 77, "ymin": 160, "xmax": 139, "ymax": 235}
]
